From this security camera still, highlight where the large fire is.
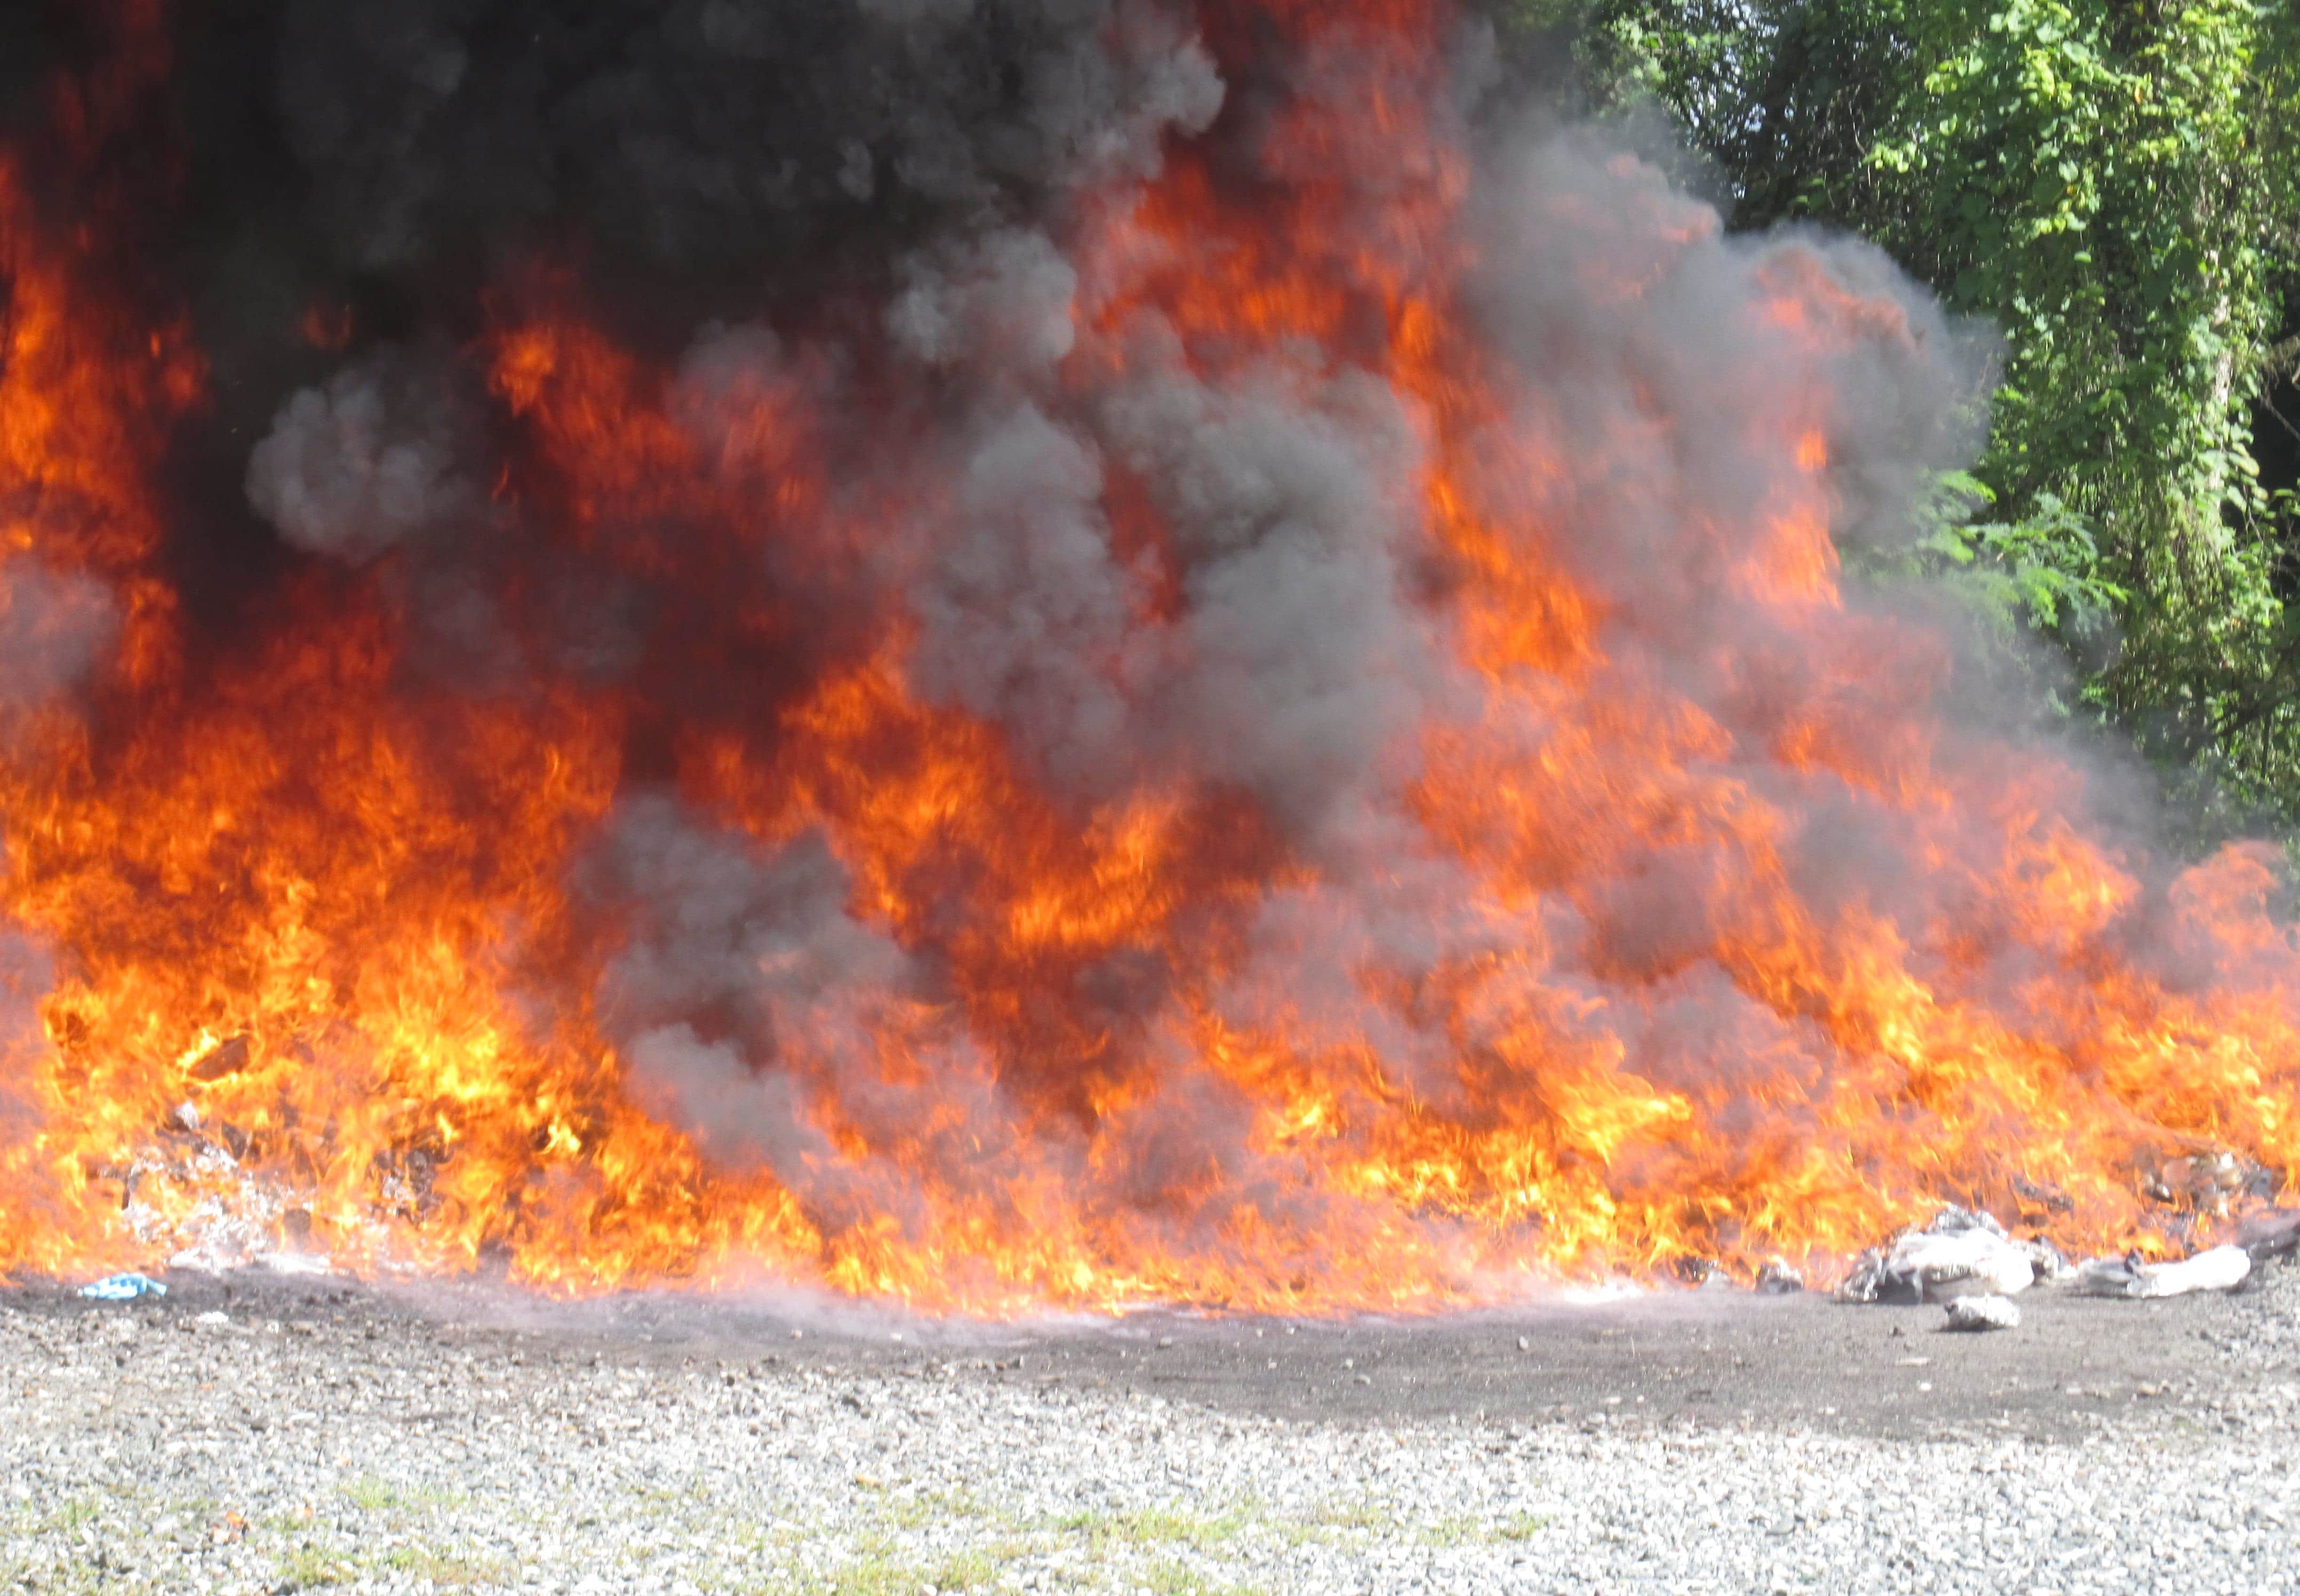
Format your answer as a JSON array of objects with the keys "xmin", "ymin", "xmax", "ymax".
[{"xmin": 0, "ymin": 0, "xmax": 2293, "ymax": 1312}]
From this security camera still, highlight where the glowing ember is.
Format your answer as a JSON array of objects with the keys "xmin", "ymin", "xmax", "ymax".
[{"xmin": 0, "ymin": 0, "xmax": 2294, "ymax": 1312}]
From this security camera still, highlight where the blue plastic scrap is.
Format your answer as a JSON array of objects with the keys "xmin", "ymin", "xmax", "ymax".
[{"xmin": 78, "ymin": 1272, "xmax": 167, "ymax": 1300}]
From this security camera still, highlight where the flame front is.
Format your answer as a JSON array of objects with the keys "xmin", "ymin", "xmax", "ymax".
[{"xmin": 0, "ymin": 0, "xmax": 2294, "ymax": 1312}]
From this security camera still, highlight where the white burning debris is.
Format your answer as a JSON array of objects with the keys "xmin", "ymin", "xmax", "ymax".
[
  {"xmin": 1942, "ymin": 1294, "xmax": 2020, "ymax": 1332},
  {"xmin": 2023, "ymin": 1235, "xmax": 2077, "ymax": 1285},
  {"xmin": 1753, "ymin": 1260, "xmax": 1804, "ymax": 1295},
  {"xmin": 1834, "ymin": 1208, "xmax": 2037, "ymax": 1304},
  {"xmin": 2072, "ymin": 1243, "xmax": 2251, "ymax": 1300},
  {"xmin": 1831, "ymin": 1197, "xmax": 2288, "ymax": 1320},
  {"xmin": 116, "ymin": 1115, "xmax": 340, "ymax": 1279}
]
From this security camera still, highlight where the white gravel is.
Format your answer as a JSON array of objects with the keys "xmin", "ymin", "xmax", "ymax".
[{"xmin": 5, "ymin": 1267, "xmax": 2298, "ymax": 1595}]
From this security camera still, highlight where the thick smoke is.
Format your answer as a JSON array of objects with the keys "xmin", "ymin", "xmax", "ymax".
[
  {"xmin": 586, "ymin": 798, "xmax": 915, "ymax": 1079},
  {"xmin": 908, "ymin": 402, "xmax": 1144, "ymax": 793},
  {"xmin": 889, "ymin": 228, "xmax": 1081, "ymax": 373},
  {"xmin": 268, "ymin": 0, "xmax": 1219, "ymax": 278},
  {"xmin": 581, "ymin": 798, "xmax": 1039, "ymax": 1241},
  {"xmin": 584, "ymin": 800, "xmax": 908, "ymax": 1187},
  {"xmin": 246, "ymin": 350, "xmax": 484, "ymax": 564},
  {"xmin": 1467, "ymin": 138, "xmax": 1979, "ymax": 613},
  {"xmin": 11, "ymin": 0, "xmax": 2287, "ymax": 1299},
  {"xmin": 1099, "ymin": 364, "xmax": 1444, "ymax": 834},
  {"xmin": 243, "ymin": 6, "xmax": 2015, "ymax": 1243}
]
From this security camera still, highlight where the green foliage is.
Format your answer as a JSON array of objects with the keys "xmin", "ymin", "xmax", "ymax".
[
  {"xmin": 1907, "ymin": 472, "xmax": 2127, "ymax": 642},
  {"xmin": 1486, "ymin": 0, "xmax": 2300, "ymax": 835}
]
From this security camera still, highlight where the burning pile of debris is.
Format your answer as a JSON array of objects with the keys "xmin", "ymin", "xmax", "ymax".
[
  {"xmin": 1804, "ymin": 1180, "xmax": 2300, "ymax": 1331},
  {"xmin": 1644, "ymin": 1138, "xmax": 2300, "ymax": 1334},
  {"xmin": 8, "ymin": 0, "xmax": 2300, "ymax": 1313},
  {"xmin": 1833, "ymin": 1207, "xmax": 2065, "ymax": 1309},
  {"xmin": 114, "ymin": 1092, "xmax": 340, "ymax": 1279}
]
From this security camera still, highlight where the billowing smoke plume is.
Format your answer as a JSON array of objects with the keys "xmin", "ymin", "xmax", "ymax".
[
  {"xmin": 268, "ymin": 1, "xmax": 1220, "ymax": 276},
  {"xmin": 0, "ymin": 0, "xmax": 2292, "ymax": 1305},
  {"xmin": 247, "ymin": 350, "xmax": 484, "ymax": 564}
]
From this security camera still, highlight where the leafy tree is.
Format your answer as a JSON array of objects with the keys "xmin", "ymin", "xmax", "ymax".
[{"xmin": 1487, "ymin": 1, "xmax": 2300, "ymax": 837}]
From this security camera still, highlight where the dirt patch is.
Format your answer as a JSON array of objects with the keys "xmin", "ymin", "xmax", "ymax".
[{"xmin": 12, "ymin": 1255, "xmax": 2278, "ymax": 1443}]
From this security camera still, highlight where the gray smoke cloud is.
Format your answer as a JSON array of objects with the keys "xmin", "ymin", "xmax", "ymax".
[
  {"xmin": 520, "ymin": 39, "xmax": 2042, "ymax": 1260},
  {"xmin": 0, "ymin": 565, "xmax": 116, "ymax": 714},
  {"xmin": 586, "ymin": 797, "xmax": 912, "ymax": 1077},
  {"xmin": 889, "ymin": 229, "xmax": 1081, "ymax": 374},
  {"xmin": 889, "ymin": 359, "xmax": 1451, "ymax": 832},
  {"xmin": 585, "ymin": 798, "xmax": 914, "ymax": 1220},
  {"xmin": 890, "ymin": 232, "xmax": 1454, "ymax": 831},
  {"xmin": 1466, "ymin": 137, "xmax": 1982, "ymax": 624},
  {"xmin": 908, "ymin": 403, "xmax": 1145, "ymax": 794},
  {"xmin": 1104, "ymin": 364, "xmax": 1447, "ymax": 835},
  {"xmin": 271, "ymin": 0, "xmax": 1219, "ymax": 277},
  {"xmin": 246, "ymin": 349, "xmax": 482, "ymax": 565},
  {"xmin": 581, "ymin": 798, "xmax": 1041, "ymax": 1238}
]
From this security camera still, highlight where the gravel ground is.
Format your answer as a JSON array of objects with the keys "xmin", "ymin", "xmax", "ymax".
[{"xmin": 5, "ymin": 1260, "xmax": 2299, "ymax": 1595}]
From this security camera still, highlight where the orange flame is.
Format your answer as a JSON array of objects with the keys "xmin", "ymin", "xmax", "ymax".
[{"xmin": 0, "ymin": 0, "xmax": 2295, "ymax": 1312}]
